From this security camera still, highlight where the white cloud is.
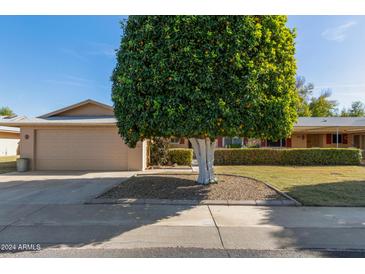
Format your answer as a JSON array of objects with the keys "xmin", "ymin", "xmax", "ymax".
[
  {"xmin": 321, "ymin": 21, "xmax": 357, "ymax": 42},
  {"xmin": 86, "ymin": 42, "xmax": 116, "ymax": 57},
  {"xmin": 44, "ymin": 79, "xmax": 88, "ymax": 88},
  {"xmin": 44, "ymin": 75, "xmax": 109, "ymax": 89},
  {"xmin": 59, "ymin": 42, "xmax": 116, "ymax": 61},
  {"xmin": 59, "ymin": 48, "xmax": 87, "ymax": 61}
]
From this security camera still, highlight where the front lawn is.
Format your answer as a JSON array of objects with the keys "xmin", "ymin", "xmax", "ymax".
[
  {"xmin": 216, "ymin": 165, "xmax": 365, "ymax": 206},
  {"xmin": 0, "ymin": 156, "xmax": 17, "ymax": 174}
]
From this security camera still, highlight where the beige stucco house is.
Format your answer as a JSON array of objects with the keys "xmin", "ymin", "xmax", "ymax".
[
  {"xmin": 171, "ymin": 117, "xmax": 365, "ymax": 150},
  {"xmin": 289, "ymin": 117, "xmax": 365, "ymax": 149},
  {"xmin": 0, "ymin": 100, "xmax": 147, "ymax": 171},
  {"xmin": 0, "ymin": 117, "xmax": 20, "ymax": 156},
  {"xmin": 2, "ymin": 99, "xmax": 365, "ymax": 171}
]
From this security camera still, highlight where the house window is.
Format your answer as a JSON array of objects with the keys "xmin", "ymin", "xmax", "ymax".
[
  {"xmin": 267, "ymin": 138, "xmax": 286, "ymax": 147},
  {"xmin": 224, "ymin": 137, "xmax": 243, "ymax": 148},
  {"xmin": 332, "ymin": 134, "xmax": 342, "ymax": 144},
  {"xmin": 170, "ymin": 137, "xmax": 181, "ymax": 144}
]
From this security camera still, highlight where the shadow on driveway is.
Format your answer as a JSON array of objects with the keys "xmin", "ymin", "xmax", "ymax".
[
  {"xmin": 0, "ymin": 172, "xmax": 221, "ymax": 252},
  {"xmin": 1, "ymin": 172, "xmax": 365, "ymax": 257}
]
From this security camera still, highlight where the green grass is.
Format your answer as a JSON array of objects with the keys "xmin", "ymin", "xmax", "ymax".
[
  {"xmin": 215, "ymin": 165, "xmax": 365, "ymax": 206},
  {"xmin": 0, "ymin": 156, "xmax": 17, "ymax": 174}
]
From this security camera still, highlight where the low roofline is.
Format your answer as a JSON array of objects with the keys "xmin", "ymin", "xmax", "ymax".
[
  {"xmin": 37, "ymin": 99, "xmax": 114, "ymax": 118},
  {"xmin": 0, "ymin": 123, "xmax": 116, "ymax": 127},
  {"xmin": 0, "ymin": 128, "xmax": 20, "ymax": 133},
  {"xmin": 0, "ymin": 115, "xmax": 117, "ymax": 127},
  {"xmin": 0, "ymin": 120, "xmax": 117, "ymax": 127},
  {"xmin": 2, "ymin": 114, "xmax": 365, "ymax": 129}
]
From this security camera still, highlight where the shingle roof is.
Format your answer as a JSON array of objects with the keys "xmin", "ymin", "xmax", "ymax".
[
  {"xmin": 2, "ymin": 114, "xmax": 365, "ymax": 129},
  {"xmin": 0, "ymin": 116, "xmax": 21, "ymax": 133},
  {"xmin": 295, "ymin": 117, "xmax": 365, "ymax": 127},
  {"xmin": 0, "ymin": 115, "xmax": 117, "ymax": 127}
]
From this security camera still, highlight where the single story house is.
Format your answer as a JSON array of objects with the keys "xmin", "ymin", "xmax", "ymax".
[
  {"xmin": 0, "ymin": 100, "xmax": 147, "ymax": 171},
  {"xmin": 2, "ymin": 99, "xmax": 365, "ymax": 172},
  {"xmin": 0, "ymin": 116, "xmax": 20, "ymax": 156},
  {"xmin": 171, "ymin": 117, "xmax": 365, "ymax": 149}
]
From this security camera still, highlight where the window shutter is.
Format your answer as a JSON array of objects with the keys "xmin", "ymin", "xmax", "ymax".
[
  {"xmin": 179, "ymin": 138, "xmax": 185, "ymax": 144},
  {"xmin": 326, "ymin": 134, "xmax": 332, "ymax": 144},
  {"xmin": 343, "ymin": 134, "xmax": 348, "ymax": 144},
  {"xmin": 244, "ymin": 137, "xmax": 248, "ymax": 145},
  {"xmin": 286, "ymin": 138, "xmax": 292, "ymax": 148},
  {"xmin": 217, "ymin": 137, "xmax": 223, "ymax": 148}
]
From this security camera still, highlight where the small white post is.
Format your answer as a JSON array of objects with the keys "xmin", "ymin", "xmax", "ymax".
[{"xmin": 360, "ymin": 135, "xmax": 362, "ymax": 149}]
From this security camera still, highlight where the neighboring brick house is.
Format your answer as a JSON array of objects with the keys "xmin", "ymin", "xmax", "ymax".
[{"xmin": 169, "ymin": 117, "xmax": 365, "ymax": 149}]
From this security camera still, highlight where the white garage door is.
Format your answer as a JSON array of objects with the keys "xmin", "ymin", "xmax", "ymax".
[{"xmin": 35, "ymin": 128, "xmax": 129, "ymax": 171}]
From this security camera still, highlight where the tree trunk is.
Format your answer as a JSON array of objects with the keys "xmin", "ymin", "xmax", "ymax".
[{"xmin": 189, "ymin": 137, "xmax": 217, "ymax": 184}]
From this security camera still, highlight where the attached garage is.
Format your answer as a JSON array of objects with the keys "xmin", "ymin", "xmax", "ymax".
[
  {"xmin": 35, "ymin": 128, "xmax": 130, "ymax": 171},
  {"xmin": 1, "ymin": 100, "xmax": 147, "ymax": 171}
]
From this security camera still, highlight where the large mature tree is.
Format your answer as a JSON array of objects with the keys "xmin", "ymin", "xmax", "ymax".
[
  {"xmin": 309, "ymin": 89, "xmax": 338, "ymax": 117},
  {"xmin": 0, "ymin": 107, "xmax": 15, "ymax": 116},
  {"xmin": 112, "ymin": 16, "xmax": 297, "ymax": 184},
  {"xmin": 295, "ymin": 76, "xmax": 313, "ymax": 117},
  {"xmin": 341, "ymin": 101, "xmax": 365, "ymax": 117}
]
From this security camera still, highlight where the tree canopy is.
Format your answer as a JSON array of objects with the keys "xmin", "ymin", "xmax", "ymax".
[
  {"xmin": 295, "ymin": 77, "xmax": 340, "ymax": 117},
  {"xmin": 0, "ymin": 107, "xmax": 15, "ymax": 116},
  {"xmin": 341, "ymin": 101, "xmax": 365, "ymax": 117},
  {"xmin": 112, "ymin": 16, "xmax": 298, "ymax": 147},
  {"xmin": 308, "ymin": 89, "xmax": 338, "ymax": 117},
  {"xmin": 295, "ymin": 76, "xmax": 313, "ymax": 117},
  {"xmin": 309, "ymin": 89, "xmax": 338, "ymax": 117}
]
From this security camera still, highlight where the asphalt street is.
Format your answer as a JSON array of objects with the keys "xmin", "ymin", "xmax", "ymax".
[{"xmin": 2, "ymin": 247, "xmax": 365, "ymax": 258}]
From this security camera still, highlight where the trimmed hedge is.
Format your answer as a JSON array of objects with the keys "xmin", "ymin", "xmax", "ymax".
[
  {"xmin": 226, "ymin": 144, "xmax": 242, "ymax": 148},
  {"xmin": 168, "ymin": 148, "xmax": 193, "ymax": 165},
  {"xmin": 214, "ymin": 148, "xmax": 362, "ymax": 166}
]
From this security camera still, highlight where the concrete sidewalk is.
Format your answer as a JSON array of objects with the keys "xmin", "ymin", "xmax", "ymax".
[
  {"xmin": 1, "ymin": 171, "xmax": 365, "ymax": 256},
  {"xmin": 1, "ymin": 203, "xmax": 365, "ymax": 253}
]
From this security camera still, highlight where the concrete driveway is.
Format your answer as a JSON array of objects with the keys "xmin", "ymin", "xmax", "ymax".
[
  {"xmin": 1, "ymin": 170, "xmax": 365, "ymax": 257},
  {"xmin": 0, "ymin": 171, "xmax": 135, "ymax": 205}
]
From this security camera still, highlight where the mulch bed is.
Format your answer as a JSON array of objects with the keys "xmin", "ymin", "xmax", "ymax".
[{"xmin": 99, "ymin": 174, "xmax": 286, "ymax": 201}]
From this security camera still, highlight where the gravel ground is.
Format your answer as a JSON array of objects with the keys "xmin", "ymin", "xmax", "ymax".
[{"xmin": 99, "ymin": 174, "xmax": 284, "ymax": 200}]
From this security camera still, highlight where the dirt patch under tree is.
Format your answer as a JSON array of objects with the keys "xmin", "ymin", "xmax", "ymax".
[{"xmin": 99, "ymin": 174, "xmax": 286, "ymax": 201}]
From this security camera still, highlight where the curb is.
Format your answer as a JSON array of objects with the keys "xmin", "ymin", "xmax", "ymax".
[
  {"xmin": 86, "ymin": 173, "xmax": 299, "ymax": 207},
  {"xmin": 262, "ymin": 182, "xmax": 302, "ymax": 206},
  {"xmin": 85, "ymin": 198, "xmax": 297, "ymax": 206},
  {"xmin": 217, "ymin": 173, "xmax": 302, "ymax": 206},
  {"xmin": 91, "ymin": 174, "xmax": 138, "ymax": 201}
]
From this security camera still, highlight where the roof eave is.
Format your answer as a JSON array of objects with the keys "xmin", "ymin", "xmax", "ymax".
[
  {"xmin": 37, "ymin": 99, "xmax": 114, "ymax": 118},
  {"xmin": 0, "ymin": 122, "xmax": 117, "ymax": 127},
  {"xmin": 0, "ymin": 129, "xmax": 20, "ymax": 134}
]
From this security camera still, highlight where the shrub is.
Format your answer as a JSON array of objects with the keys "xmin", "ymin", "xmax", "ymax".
[
  {"xmin": 168, "ymin": 148, "xmax": 193, "ymax": 165},
  {"xmin": 149, "ymin": 137, "xmax": 169, "ymax": 166},
  {"xmin": 226, "ymin": 144, "xmax": 242, "ymax": 148},
  {"xmin": 214, "ymin": 148, "xmax": 362, "ymax": 166}
]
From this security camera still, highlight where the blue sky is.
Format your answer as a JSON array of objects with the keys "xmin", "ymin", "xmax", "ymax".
[
  {"xmin": 0, "ymin": 16, "xmax": 364, "ymax": 116},
  {"xmin": 287, "ymin": 16, "xmax": 365, "ymax": 109}
]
